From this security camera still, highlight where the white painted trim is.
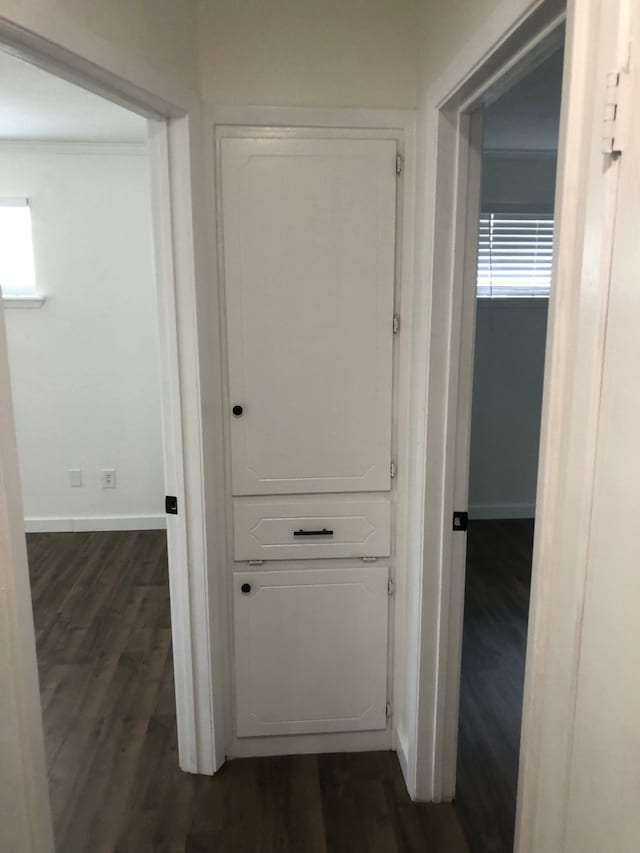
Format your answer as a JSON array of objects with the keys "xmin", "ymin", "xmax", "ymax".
[
  {"xmin": 439, "ymin": 108, "xmax": 485, "ymax": 800},
  {"xmin": 207, "ymin": 104, "xmax": 416, "ymax": 131},
  {"xmin": 405, "ymin": 0, "xmax": 567, "ymax": 807},
  {"xmin": 229, "ymin": 728, "xmax": 392, "ymax": 759},
  {"xmin": 0, "ymin": 141, "xmax": 147, "ymax": 155},
  {"xmin": 468, "ymin": 503, "xmax": 536, "ymax": 520},
  {"xmin": 0, "ymin": 14, "xmax": 196, "ymax": 117},
  {"xmin": 0, "ymin": 291, "xmax": 54, "ymax": 853},
  {"xmin": 428, "ymin": 0, "xmax": 565, "ymax": 109},
  {"xmin": 516, "ymin": 3, "xmax": 629, "ymax": 850},
  {"xmin": 147, "ymin": 116, "xmax": 221, "ymax": 775},
  {"xmin": 0, "ymin": 18, "xmax": 223, "ymax": 843},
  {"xmin": 410, "ymin": 3, "xmax": 635, "ymax": 850},
  {"xmin": 2, "ymin": 296, "xmax": 45, "ymax": 309},
  {"xmin": 396, "ymin": 729, "xmax": 411, "ymax": 786},
  {"xmin": 24, "ymin": 515, "xmax": 166, "ymax": 533},
  {"xmin": 207, "ymin": 103, "xmax": 416, "ymax": 761}
]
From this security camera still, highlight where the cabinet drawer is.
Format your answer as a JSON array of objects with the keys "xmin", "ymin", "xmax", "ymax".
[
  {"xmin": 234, "ymin": 496, "xmax": 391, "ymax": 561},
  {"xmin": 234, "ymin": 566, "xmax": 389, "ymax": 736}
]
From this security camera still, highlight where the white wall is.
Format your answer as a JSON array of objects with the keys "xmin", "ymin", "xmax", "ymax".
[
  {"xmin": 195, "ymin": 0, "xmax": 419, "ymax": 108},
  {"xmin": 0, "ymin": 0, "xmax": 199, "ymax": 92},
  {"xmin": 416, "ymin": 0, "xmax": 506, "ymax": 91},
  {"xmin": 1, "ymin": 145, "xmax": 164, "ymax": 530}
]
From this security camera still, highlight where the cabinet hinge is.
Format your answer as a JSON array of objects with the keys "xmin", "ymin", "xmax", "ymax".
[
  {"xmin": 390, "ymin": 461, "xmax": 397, "ymax": 479},
  {"xmin": 248, "ymin": 559, "xmax": 264, "ymax": 566},
  {"xmin": 395, "ymin": 153, "xmax": 403, "ymax": 176},
  {"xmin": 362, "ymin": 555, "xmax": 378, "ymax": 562},
  {"xmin": 387, "ymin": 578, "xmax": 395, "ymax": 596},
  {"xmin": 603, "ymin": 68, "xmax": 630, "ymax": 155},
  {"xmin": 393, "ymin": 313, "xmax": 400, "ymax": 335},
  {"xmin": 386, "ymin": 701, "xmax": 392, "ymax": 720}
]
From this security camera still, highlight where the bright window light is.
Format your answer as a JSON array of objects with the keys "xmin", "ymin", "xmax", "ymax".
[
  {"xmin": 477, "ymin": 211, "xmax": 553, "ymax": 298},
  {"xmin": 0, "ymin": 198, "xmax": 37, "ymax": 298}
]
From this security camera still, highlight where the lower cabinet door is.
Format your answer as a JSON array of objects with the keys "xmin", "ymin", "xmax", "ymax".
[{"xmin": 234, "ymin": 566, "xmax": 389, "ymax": 737}]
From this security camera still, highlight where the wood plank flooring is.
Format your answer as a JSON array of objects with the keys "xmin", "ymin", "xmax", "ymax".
[
  {"xmin": 454, "ymin": 519, "xmax": 534, "ymax": 853},
  {"xmin": 28, "ymin": 530, "xmax": 469, "ymax": 853}
]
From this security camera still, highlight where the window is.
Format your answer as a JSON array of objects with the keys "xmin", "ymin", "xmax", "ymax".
[
  {"xmin": 477, "ymin": 211, "xmax": 554, "ymax": 298},
  {"xmin": 0, "ymin": 198, "xmax": 38, "ymax": 298}
]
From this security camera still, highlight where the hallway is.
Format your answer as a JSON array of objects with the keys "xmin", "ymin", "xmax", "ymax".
[{"xmin": 29, "ymin": 530, "xmax": 469, "ymax": 852}]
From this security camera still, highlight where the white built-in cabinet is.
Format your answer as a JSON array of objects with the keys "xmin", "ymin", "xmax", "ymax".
[
  {"xmin": 218, "ymin": 130, "xmax": 398, "ymax": 740},
  {"xmin": 233, "ymin": 567, "xmax": 390, "ymax": 736}
]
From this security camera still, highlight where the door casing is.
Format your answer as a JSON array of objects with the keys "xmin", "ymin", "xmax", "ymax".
[
  {"xmin": 408, "ymin": 2, "xmax": 635, "ymax": 852},
  {"xmin": 0, "ymin": 11, "xmax": 224, "ymax": 817}
]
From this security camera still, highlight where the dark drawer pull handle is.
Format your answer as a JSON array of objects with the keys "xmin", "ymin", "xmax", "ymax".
[{"xmin": 293, "ymin": 528, "xmax": 334, "ymax": 537}]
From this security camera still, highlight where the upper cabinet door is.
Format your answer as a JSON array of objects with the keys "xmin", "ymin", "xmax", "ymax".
[{"xmin": 220, "ymin": 135, "xmax": 397, "ymax": 495}]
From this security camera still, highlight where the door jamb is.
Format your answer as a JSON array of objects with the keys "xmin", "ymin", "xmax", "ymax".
[
  {"xmin": 407, "ymin": 0, "xmax": 567, "ymax": 804},
  {"xmin": 0, "ymin": 22, "xmax": 222, "ymax": 779},
  {"xmin": 441, "ymin": 107, "xmax": 484, "ymax": 799}
]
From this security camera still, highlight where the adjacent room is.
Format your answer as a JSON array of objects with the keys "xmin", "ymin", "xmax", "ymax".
[
  {"xmin": 0, "ymin": 50, "xmax": 174, "ymax": 848},
  {"xmin": 454, "ymin": 48, "xmax": 564, "ymax": 853}
]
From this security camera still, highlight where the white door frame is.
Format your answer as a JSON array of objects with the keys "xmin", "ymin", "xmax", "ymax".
[
  {"xmin": 410, "ymin": 5, "xmax": 634, "ymax": 852},
  {"xmin": 405, "ymin": 0, "xmax": 568, "ymax": 802},
  {"xmin": 0, "ymin": 16, "xmax": 224, "ymax": 806}
]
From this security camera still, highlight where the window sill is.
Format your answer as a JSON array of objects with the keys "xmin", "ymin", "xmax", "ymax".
[{"xmin": 2, "ymin": 295, "xmax": 46, "ymax": 309}]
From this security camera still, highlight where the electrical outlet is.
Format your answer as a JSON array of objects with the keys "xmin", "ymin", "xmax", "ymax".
[
  {"xmin": 69, "ymin": 469, "xmax": 82, "ymax": 487},
  {"xmin": 102, "ymin": 469, "xmax": 116, "ymax": 489}
]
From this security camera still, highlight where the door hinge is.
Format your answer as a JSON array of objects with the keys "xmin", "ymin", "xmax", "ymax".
[
  {"xmin": 395, "ymin": 153, "xmax": 403, "ymax": 176},
  {"xmin": 390, "ymin": 461, "xmax": 397, "ymax": 479},
  {"xmin": 393, "ymin": 313, "xmax": 400, "ymax": 335},
  {"xmin": 603, "ymin": 68, "xmax": 630, "ymax": 155},
  {"xmin": 386, "ymin": 701, "xmax": 392, "ymax": 720},
  {"xmin": 387, "ymin": 577, "xmax": 395, "ymax": 596},
  {"xmin": 452, "ymin": 511, "xmax": 468, "ymax": 532},
  {"xmin": 165, "ymin": 495, "xmax": 178, "ymax": 515}
]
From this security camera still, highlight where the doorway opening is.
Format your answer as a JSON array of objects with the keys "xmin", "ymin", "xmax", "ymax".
[
  {"xmin": 0, "ymin": 48, "xmax": 177, "ymax": 847},
  {"xmin": 453, "ymin": 48, "xmax": 564, "ymax": 853},
  {"xmin": 0, "ymin": 31, "xmax": 224, "ymax": 843}
]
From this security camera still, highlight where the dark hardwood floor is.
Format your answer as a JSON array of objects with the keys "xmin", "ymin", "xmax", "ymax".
[
  {"xmin": 454, "ymin": 519, "xmax": 534, "ymax": 853},
  {"xmin": 28, "ymin": 529, "xmax": 469, "ymax": 853}
]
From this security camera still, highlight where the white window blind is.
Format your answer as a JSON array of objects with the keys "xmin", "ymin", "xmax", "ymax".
[
  {"xmin": 0, "ymin": 198, "xmax": 37, "ymax": 297},
  {"xmin": 477, "ymin": 211, "xmax": 553, "ymax": 298}
]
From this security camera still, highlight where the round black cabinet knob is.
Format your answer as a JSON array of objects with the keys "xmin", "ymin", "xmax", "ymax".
[
  {"xmin": 241, "ymin": 582, "xmax": 251, "ymax": 594},
  {"xmin": 232, "ymin": 405, "xmax": 244, "ymax": 417}
]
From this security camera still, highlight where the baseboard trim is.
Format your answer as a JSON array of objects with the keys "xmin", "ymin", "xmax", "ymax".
[
  {"xmin": 24, "ymin": 515, "xmax": 167, "ymax": 533},
  {"xmin": 468, "ymin": 502, "xmax": 535, "ymax": 520},
  {"xmin": 395, "ymin": 728, "xmax": 413, "ymax": 796},
  {"xmin": 228, "ymin": 729, "xmax": 393, "ymax": 760}
]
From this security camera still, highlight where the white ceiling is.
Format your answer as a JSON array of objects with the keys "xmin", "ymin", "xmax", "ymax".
[
  {"xmin": 0, "ymin": 50, "xmax": 148, "ymax": 143},
  {"xmin": 483, "ymin": 49, "xmax": 564, "ymax": 152}
]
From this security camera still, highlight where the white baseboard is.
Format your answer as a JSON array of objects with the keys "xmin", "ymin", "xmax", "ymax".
[
  {"xmin": 468, "ymin": 502, "xmax": 535, "ymax": 520},
  {"xmin": 228, "ymin": 728, "xmax": 392, "ymax": 759},
  {"xmin": 395, "ymin": 728, "xmax": 413, "ymax": 797},
  {"xmin": 24, "ymin": 515, "xmax": 167, "ymax": 533}
]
